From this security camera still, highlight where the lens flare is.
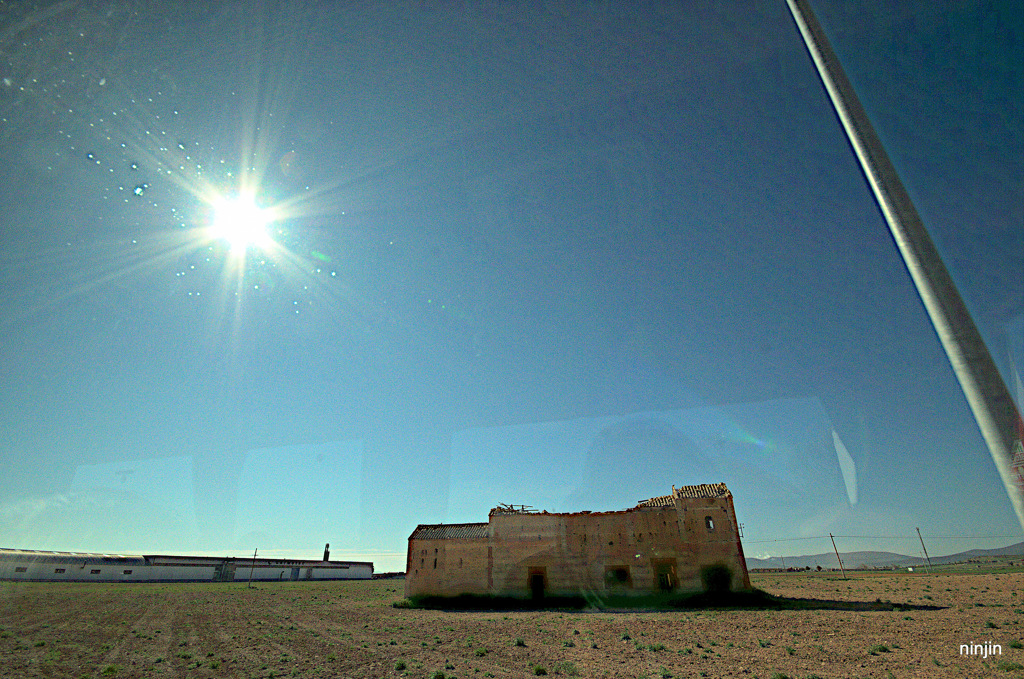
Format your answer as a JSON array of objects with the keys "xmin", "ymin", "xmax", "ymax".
[{"xmin": 208, "ymin": 194, "xmax": 273, "ymax": 252}]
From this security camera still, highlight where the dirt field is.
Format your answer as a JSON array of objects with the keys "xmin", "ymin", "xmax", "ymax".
[{"xmin": 1, "ymin": 570, "xmax": 1022, "ymax": 678}]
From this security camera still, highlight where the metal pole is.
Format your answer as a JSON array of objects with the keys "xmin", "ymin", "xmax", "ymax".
[
  {"xmin": 784, "ymin": 0, "xmax": 1024, "ymax": 529},
  {"xmin": 248, "ymin": 547, "xmax": 257, "ymax": 589},
  {"xmin": 830, "ymin": 533, "xmax": 847, "ymax": 580},
  {"xmin": 916, "ymin": 527, "xmax": 933, "ymax": 572}
]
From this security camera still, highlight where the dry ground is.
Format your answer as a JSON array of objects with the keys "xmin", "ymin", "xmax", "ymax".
[{"xmin": 1, "ymin": 569, "xmax": 1022, "ymax": 679}]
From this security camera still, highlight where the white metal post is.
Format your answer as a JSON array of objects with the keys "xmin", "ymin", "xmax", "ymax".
[{"xmin": 784, "ymin": 0, "xmax": 1024, "ymax": 528}]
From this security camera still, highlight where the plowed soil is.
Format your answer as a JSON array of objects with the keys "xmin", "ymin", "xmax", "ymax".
[{"xmin": 1, "ymin": 569, "xmax": 1021, "ymax": 678}]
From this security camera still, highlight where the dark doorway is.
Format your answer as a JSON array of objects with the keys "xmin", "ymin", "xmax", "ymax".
[
  {"xmin": 528, "ymin": 567, "xmax": 546, "ymax": 599},
  {"xmin": 653, "ymin": 559, "xmax": 677, "ymax": 591}
]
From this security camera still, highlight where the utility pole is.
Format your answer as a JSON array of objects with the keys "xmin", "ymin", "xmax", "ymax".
[
  {"xmin": 248, "ymin": 547, "xmax": 257, "ymax": 589},
  {"xmin": 784, "ymin": 0, "xmax": 1024, "ymax": 529},
  {"xmin": 829, "ymin": 533, "xmax": 847, "ymax": 580},
  {"xmin": 916, "ymin": 527, "xmax": 933, "ymax": 572}
]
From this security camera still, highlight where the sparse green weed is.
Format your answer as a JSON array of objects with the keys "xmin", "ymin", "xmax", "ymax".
[{"xmin": 552, "ymin": 661, "xmax": 579, "ymax": 676}]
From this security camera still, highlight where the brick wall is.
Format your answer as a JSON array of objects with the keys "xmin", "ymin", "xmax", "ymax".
[{"xmin": 406, "ymin": 487, "xmax": 749, "ymax": 598}]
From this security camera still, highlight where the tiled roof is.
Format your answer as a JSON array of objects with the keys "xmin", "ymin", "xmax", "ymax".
[
  {"xmin": 409, "ymin": 523, "xmax": 489, "ymax": 540},
  {"xmin": 636, "ymin": 495, "xmax": 674, "ymax": 507},
  {"xmin": 637, "ymin": 483, "xmax": 730, "ymax": 506},
  {"xmin": 675, "ymin": 482, "xmax": 730, "ymax": 498}
]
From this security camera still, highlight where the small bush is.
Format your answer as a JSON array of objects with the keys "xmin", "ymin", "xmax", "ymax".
[
  {"xmin": 513, "ymin": 637, "xmax": 526, "ymax": 647},
  {"xmin": 532, "ymin": 666, "xmax": 548, "ymax": 676},
  {"xmin": 620, "ymin": 632, "xmax": 631, "ymax": 641},
  {"xmin": 1009, "ymin": 640, "xmax": 1023, "ymax": 649},
  {"xmin": 552, "ymin": 661, "xmax": 579, "ymax": 676},
  {"xmin": 101, "ymin": 667, "xmax": 118, "ymax": 676},
  {"xmin": 431, "ymin": 671, "xmax": 446, "ymax": 679},
  {"xmin": 394, "ymin": 660, "xmax": 407, "ymax": 671},
  {"xmin": 563, "ymin": 639, "xmax": 574, "ymax": 647},
  {"xmin": 34, "ymin": 641, "xmax": 46, "ymax": 647},
  {"xmin": 474, "ymin": 648, "xmax": 487, "ymax": 657},
  {"xmin": 648, "ymin": 643, "xmax": 665, "ymax": 651},
  {"xmin": 986, "ymin": 620, "xmax": 1000, "ymax": 629},
  {"xmin": 997, "ymin": 660, "xmax": 1024, "ymax": 671},
  {"xmin": 868, "ymin": 644, "xmax": 890, "ymax": 655}
]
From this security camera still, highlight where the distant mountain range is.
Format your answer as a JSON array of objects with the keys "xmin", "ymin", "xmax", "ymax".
[{"xmin": 746, "ymin": 542, "xmax": 1024, "ymax": 570}]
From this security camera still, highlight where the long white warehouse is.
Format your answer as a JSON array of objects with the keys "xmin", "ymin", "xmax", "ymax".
[{"xmin": 0, "ymin": 548, "xmax": 373, "ymax": 582}]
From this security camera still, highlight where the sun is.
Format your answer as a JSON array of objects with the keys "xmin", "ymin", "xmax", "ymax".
[{"xmin": 208, "ymin": 193, "xmax": 274, "ymax": 252}]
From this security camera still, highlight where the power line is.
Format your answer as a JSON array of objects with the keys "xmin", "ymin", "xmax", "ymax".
[{"xmin": 744, "ymin": 534, "xmax": 1022, "ymax": 544}]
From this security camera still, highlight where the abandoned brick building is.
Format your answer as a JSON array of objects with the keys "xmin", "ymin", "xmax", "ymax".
[{"xmin": 405, "ymin": 483, "xmax": 750, "ymax": 599}]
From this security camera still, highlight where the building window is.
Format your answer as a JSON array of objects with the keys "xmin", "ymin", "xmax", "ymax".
[
  {"xmin": 123, "ymin": 570, "xmax": 133, "ymax": 575},
  {"xmin": 14, "ymin": 566, "xmax": 27, "ymax": 573},
  {"xmin": 604, "ymin": 566, "xmax": 632, "ymax": 588},
  {"xmin": 54, "ymin": 568, "xmax": 65, "ymax": 574},
  {"xmin": 705, "ymin": 516, "xmax": 715, "ymax": 531},
  {"xmin": 90, "ymin": 569, "xmax": 101, "ymax": 574}
]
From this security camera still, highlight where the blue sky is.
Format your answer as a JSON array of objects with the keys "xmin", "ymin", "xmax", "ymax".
[{"xmin": 0, "ymin": 1, "xmax": 1020, "ymax": 573}]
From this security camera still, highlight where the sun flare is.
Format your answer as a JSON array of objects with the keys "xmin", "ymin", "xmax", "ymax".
[{"xmin": 208, "ymin": 194, "xmax": 273, "ymax": 252}]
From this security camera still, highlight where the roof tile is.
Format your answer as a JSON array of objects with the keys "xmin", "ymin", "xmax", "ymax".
[
  {"xmin": 410, "ymin": 523, "xmax": 489, "ymax": 540},
  {"xmin": 674, "ymin": 482, "xmax": 730, "ymax": 499}
]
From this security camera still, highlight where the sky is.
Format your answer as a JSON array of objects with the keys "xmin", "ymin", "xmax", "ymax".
[{"xmin": 0, "ymin": 0, "xmax": 1020, "ymax": 573}]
